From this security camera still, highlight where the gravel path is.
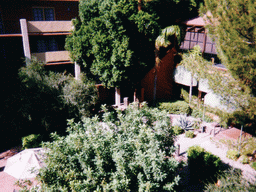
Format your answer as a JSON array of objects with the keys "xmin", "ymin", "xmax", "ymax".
[{"xmin": 175, "ymin": 132, "xmax": 256, "ymax": 183}]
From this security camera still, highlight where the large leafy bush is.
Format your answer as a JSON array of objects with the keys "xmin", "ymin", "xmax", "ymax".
[
  {"xmin": 38, "ymin": 103, "xmax": 180, "ymax": 191},
  {"xmin": 2, "ymin": 59, "xmax": 98, "ymax": 148}
]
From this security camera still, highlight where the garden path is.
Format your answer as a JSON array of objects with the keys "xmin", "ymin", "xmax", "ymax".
[{"xmin": 175, "ymin": 132, "xmax": 256, "ymax": 183}]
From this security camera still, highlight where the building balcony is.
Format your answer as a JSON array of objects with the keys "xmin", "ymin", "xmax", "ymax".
[
  {"xmin": 31, "ymin": 50, "xmax": 71, "ymax": 64},
  {"xmin": 27, "ymin": 21, "xmax": 72, "ymax": 34}
]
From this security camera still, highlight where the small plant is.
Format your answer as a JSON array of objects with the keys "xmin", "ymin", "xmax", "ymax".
[
  {"xmin": 239, "ymin": 155, "xmax": 249, "ymax": 164},
  {"xmin": 226, "ymin": 149, "xmax": 240, "ymax": 161},
  {"xmin": 22, "ymin": 134, "xmax": 42, "ymax": 149},
  {"xmin": 14, "ymin": 179, "xmax": 40, "ymax": 192},
  {"xmin": 172, "ymin": 125, "xmax": 184, "ymax": 135},
  {"xmin": 251, "ymin": 162, "xmax": 256, "ymax": 171},
  {"xmin": 177, "ymin": 114, "xmax": 194, "ymax": 131},
  {"xmin": 185, "ymin": 130, "xmax": 195, "ymax": 138},
  {"xmin": 193, "ymin": 119, "xmax": 202, "ymax": 130}
]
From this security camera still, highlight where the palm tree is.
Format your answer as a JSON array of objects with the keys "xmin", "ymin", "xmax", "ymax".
[{"xmin": 153, "ymin": 25, "xmax": 184, "ymax": 106}]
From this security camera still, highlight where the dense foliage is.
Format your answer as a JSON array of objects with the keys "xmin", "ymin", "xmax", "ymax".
[
  {"xmin": 22, "ymin": 134, "xmax": 42, "ymax": 149},
  {"xmin": 179, "ymin": 45, "xmax": 256, "ymax": 132},
  {"xmin": 187, "ymin": 145, "xmax": 223, "ymax": 182},
  {"xmin": 200, "ymin": 0, "xmax": 256, "ymax": 133},
  {"xmin": 158, "ymin": 100, "xmax": 192, "ymax": 115},
  {"xmin": 201, "ymin": 0, "xmax": 256, "ymax": 96},
  {"xmin": 38, "ymin": 104, "xmax": 180, "ymax": 191},
  {"xmin": 1, "ymin": 59, "xmax": 98, "ymax": 149},
  {"xmin": 66, "ymin": 0, "xmax": 202, "ymax": 88}
]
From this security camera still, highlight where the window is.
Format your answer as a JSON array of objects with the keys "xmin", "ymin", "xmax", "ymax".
[
  {"xmin": 33, "ymin": 8, "xmax": 55, "ymax": 21},
  {"xmin": 36, "ymin": 38, "xmax": 58, "ymax": 53},
  {"xmin": 180, "ymin": 27, "xmax": 217, "ymax": 55},
  {"xmin": 0, "ymin": 11, "xmax": 4, "ymax": 34}
]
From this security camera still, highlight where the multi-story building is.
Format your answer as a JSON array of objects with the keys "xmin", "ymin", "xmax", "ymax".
[
  {"xmin": 1, "ymin": 0, "xmax": 116, "ymax": 104},
  {"xmin": 0, "ymin": 0, "xmax": 79, "ymax": 84}
]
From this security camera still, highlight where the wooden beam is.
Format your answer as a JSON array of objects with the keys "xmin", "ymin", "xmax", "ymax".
[
  {"xmin": 0, "ymin": 34, "xmax": 22, "ymax": 37},
  {"xmin": 45, "ymin": 61, "xmax": 73, "ymax": 65},
  {"xmin": 197, "ymin": 27, "xmax": 205, "ymax": 33},
  {"xmin": 187, "ymin": 26, "xmax": 196, "ymax": 32},
  {"xmin": 28, "ymin": 32, "xmax": 71, "ymax": 36}
]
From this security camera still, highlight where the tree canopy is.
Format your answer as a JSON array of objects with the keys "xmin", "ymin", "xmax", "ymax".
[
  {"xmin": 38, "ymin": 104, "xmax": 180, "ymax": 191},
  {"xmin": 201, "ymin": 0, "xmax": 256, "ymax": 96},
  {"xmin": 200, "ymin": 0, "xmax": 256, "ymax": 133},
  {"xmin": 66, "ymin": 0, "xmax": 202, "ymax": 88}
]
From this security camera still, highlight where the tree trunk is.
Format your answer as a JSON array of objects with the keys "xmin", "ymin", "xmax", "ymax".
[
  {"xmin": 153, "ymin": 44, "xmax": 160, "ymax": 106},
  {"xmin": 138, "ymin": 0, "xmax": 142, "ymax": 11},
  {"xmin": 189, "ymin": 74, "xmax": 193, "ymax": 105}
]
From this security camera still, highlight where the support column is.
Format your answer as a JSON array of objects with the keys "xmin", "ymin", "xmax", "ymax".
[
  {"xmin": 20, "ymin": 19, "xmax": 31, "ymax": 63},
  {"xmin": 134, "ymin": 89, "xmax": 137, "ymax": 102},
  {"xmin": 74, "ymin": 62, "xmax": 81, "ymax": 80},
  {"xmin": 115, "ymin": 87, "xmax": 121, "ymax": 106},
  {"xmin": 124, "ymin": 97, "xmax": 129, "ymax": 108}
]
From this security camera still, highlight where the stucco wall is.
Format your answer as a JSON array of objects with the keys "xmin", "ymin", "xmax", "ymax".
[{"xmin": 141, "ymin": 46, "xmax": 177, "ymax": 102}]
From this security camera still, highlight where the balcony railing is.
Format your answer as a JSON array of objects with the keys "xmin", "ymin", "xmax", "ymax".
[
  {"xmin": 31, "ymin": 50, "xmax": 70, "ymax": 63},
  {"xmin": 27, "ymin": 21, "xmax": 72, "ymax": 33}
]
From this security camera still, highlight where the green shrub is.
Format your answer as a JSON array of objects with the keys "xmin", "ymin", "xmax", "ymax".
[
  {"xmin": 251, "ymin": 162, "xmax": 256, "ymax": 170},
  {"xmin": 158, "ymin": 100, "xmax": 192, "ymax": 115},
  {"xmin": 12, "ymin": 59, "xmax": 98, "ymax": 139},
  {"xmin": 240, "ymin": 137, "xmax": 256, "ymax": 157},
  {"xmin": 187, "ymin": 145, "xmax": 223, "ymax": 182},
  {"xmin": 22, "ymin": 134, "xmax": 42, "ymax": 149},
  {"xmin": 38, "ymin": 103, "xmax": 180, "ymax": 191},
  {"xmin": 205, "ymin": 168, "xmax": 256, "ymax": 191},
  {"xmin": 172, "ymin": 125, "xmax": 184, "ymax": 135},
  {"xmin": 185, "ymin": 130, "xmax": 195, "ymax": 138},
  {"xmin": 191, "ymin": 108, "xmax": 212, "ymax": 123},
  {"xmin": 226, "ymin": 149, "xmax": 240, "ymax": 161},
  {"xmin": 220, "ymin": 137, "xmax": 256, "ymax": 158},
  {"xmin": 239, "ymin": 155, "xmax": 249, "ymax": 164},
  {"xmin": 226, "ymin": 149, "xmax": 240, "ymax": 160},
  {"xmin": 61, "ymin": 73, "xmax": 98, "ymax": 118}
]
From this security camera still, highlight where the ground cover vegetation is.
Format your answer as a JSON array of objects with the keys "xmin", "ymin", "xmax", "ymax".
[
  {"xmin": 200, "ymin": 0, "xmax": 256, "ymax": 135},
  {"xmin": 1, "ymin": 59, "xmax": 98, "ymax": 151},
  {"xmin": 205, "ymin": 168, "xmax": 256, "ymax": 191},
  {"xmin": 219, "ymin": 137, "xmax": 256, "ymax": 167},
  {"xmin": 37, "ymin": 104, "xmax": 181, "ymax": 191}
]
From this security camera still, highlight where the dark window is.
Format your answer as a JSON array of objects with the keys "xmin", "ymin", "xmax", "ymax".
[
  {"xmin": 36, "ymin": 38, "xmax": 58, "ymax": 53},
  {"xmin": 33, "ymin": 8, "xmax": 55, "ymax": 21}
]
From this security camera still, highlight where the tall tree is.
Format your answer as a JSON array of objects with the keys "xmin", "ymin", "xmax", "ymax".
[
  {"xmin": 66, "ymin": 0, "xmax": 202, "ymax": 89},
  {"xmin": 201, "ymin": 0, "xmax": 256, "ymax": 132},
  {"xmin": 201, "ymin": 0, "xmax": 256, "ymax": 95},
  {"xmin": 153, "ymin": 25, "xmax": 185, "ymax": 106}
]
